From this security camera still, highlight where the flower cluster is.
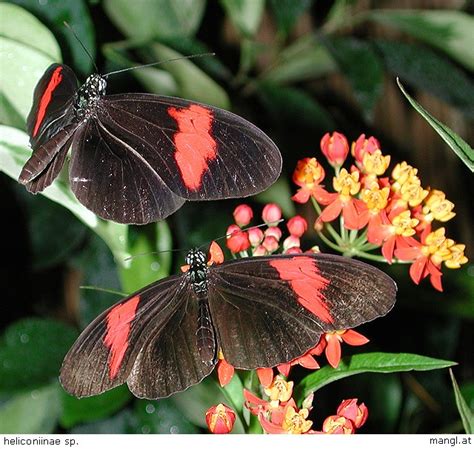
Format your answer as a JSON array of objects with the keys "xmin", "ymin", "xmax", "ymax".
[
  {"xmin": 241, "ymin": 373, "xmax": 367, "ymax": 434},
  {"xmin": 226, "ymin": 203, "xmax": 309, "ymax": 256},
  {"xmin": 292, "ymin": 132, "xmax": 468, "ymax": 291}
]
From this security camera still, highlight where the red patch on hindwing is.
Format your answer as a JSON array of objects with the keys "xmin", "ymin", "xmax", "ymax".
[
  {"xmin": 104, "ymin": 295, "xmax": 140, "ymax": 379},
  {"xmin": 168, "ymin": 104, "xmax": 217, "ymax": 191},
  {"xmin": 33, "ymin": 66, "xmax": 63, "ymax": 137},
  {"xmin": 269, "ymin": 257, "xmax": 333, "ymax": 323}
]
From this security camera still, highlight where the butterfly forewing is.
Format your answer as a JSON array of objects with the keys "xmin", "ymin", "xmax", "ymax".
[
  {"xmin": 26, "ymin": 63, "xmax": 78, "ymax": 150},
  {"xmin": 208, "ymin": 253, "xmax": 397, "ymax": 369},
  {"xmin": 99, "ymin": 95, "xmax": 282, "ymax": 200},
  {"xmin": 60, "ymin": 274, "xmax": 192, "ymax": 398}
]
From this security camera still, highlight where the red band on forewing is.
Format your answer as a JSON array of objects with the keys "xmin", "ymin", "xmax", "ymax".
[
  {"xmin": 269, "ymin": 256, "xmax": 333, "ymax": 323},
  {"xmin": 32, "ymin": 66, "xmax": 63, "ymax": 137},
  {"xmin": 104, "ymin": 295, "xmax": 140, "ymax": 379},
  {"xmin": 168, "ymin": 104, "xmax": 217, "ymax": 191}
]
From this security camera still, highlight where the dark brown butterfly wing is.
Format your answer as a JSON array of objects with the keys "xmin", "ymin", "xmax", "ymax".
[
  {"xmin": 208, "ymin": 253, "xmax": 397, "ymax": 369},
  {"xmin": 59, "ymin": 274, "xmax": 209, "ymax": 398}
]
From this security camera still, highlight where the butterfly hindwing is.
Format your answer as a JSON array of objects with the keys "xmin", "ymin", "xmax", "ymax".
[
  {"xmin": 208, "ymin": 253, "xmax": 397, "ymax": 369},
  {"xmin": 127, "ymin": 294, "xmax": 217, "ymax": 399},
  {"xmin": 68, "ymin": 118, "xmax": 185, "ymax": 224},
  {"xmin": 60, "ymin": 274, "xmax": 191, "ymax": 398}
]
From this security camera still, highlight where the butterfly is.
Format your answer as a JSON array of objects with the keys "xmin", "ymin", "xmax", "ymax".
[
  {"xmin": 18, "ymin": 64, "xmax": 282, "ymax": 224},
  {"xmin": 60, "ymin": 242, "xmax": 397, "ymax": 399}
]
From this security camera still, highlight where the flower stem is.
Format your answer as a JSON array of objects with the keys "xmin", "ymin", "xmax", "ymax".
[
  {"xmin": 310, "ymin": 196, "xmax": 344, "ymax": 245},
  {"xmin": 316, "ymin": 229, "xmax": 343, "ymax": 252}
]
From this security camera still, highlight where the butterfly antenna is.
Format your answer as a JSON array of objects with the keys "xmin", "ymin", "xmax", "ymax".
[
  {"xmin": 198, "ymin": 219, "xmax": 285, "ymax": 251},
  {"xmin": 103, "ymin": 53, "xmax": 215, "ymax": 77},
  {"xmin": 63, "ymin": 21, "xmax": 99, "ymax": 73},
  {"xmin": 80, "ymin": 285, "xmax": 127, "ymax": 297},
  {"xmin": 123, "ymin": 247, "xmax": 186, "ymax": 263}
]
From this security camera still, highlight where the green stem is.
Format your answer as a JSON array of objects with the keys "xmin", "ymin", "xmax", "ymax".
[
  {"xmin": 310, "ymin": 197, "xmax": 344, "ymax": 245},
  {"xmin": 349, "ymin": 229, "xmax": 359, "ymax": 243},
  {"xmin": 340, "ymin": 215, "xmax": 348, "ymax": 241},
  {"xmin": 316, "ymin": 230, "xmax": 343, "ymax": 252}
]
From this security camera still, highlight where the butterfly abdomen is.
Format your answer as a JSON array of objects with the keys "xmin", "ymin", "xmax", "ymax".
[{"xmin": 196, "ymin": 297, "xmax": 216, "ymax": 365}]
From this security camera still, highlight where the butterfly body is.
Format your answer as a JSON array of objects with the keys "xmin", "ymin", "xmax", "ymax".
[
  {"xmin": 60, "ymin": 247, "xmax": 397, "ymax": 399},
  {"xmin": 20, "ymin": 64, "xmax": 282, "ymax": 224}
]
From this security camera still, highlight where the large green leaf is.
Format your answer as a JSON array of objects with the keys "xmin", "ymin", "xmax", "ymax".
[
  {"xmin": 375, "ymin": 40, "xmax": 474, "ymax": 118},
  {"xmin": 220, "ymin": 0, "xmax": 264, "ymax": 37},
  {"xmin": 450, "ymin": 369, "xmax": 474, "ymax": 434},
  {"xmin": 367, "ymin": 10, "xmax": 474, "ymax": 71},
  {"xmin": 16, "ymin": 187, "xmax": 87, "ymax": 270},
  {"xmin": 0, "ymin": 318, "xmax": 77, "ymax": 392},
  {"xmin": 0, "ymin": 383, "xmax": 61, "ymax": 433},
  {"xmin": 147, "ymin": 43, "xmax": 230, "ymax": 109},
  {"xmin": 0, "ymin": 3, "xmax": 60, "ymax": 125},
  {"xmin": 119, "ymin": 221, "xmax": 172, "ymax": 294},
  {"xmin": 104, "ymin": 0, "xmax": 206, "ymax": 41},
  {"xmin": 324, "ymin": 36, "xmax": 383, "ymax": 121},
  {"xmin": 131, "ymin": 398, "xmax": 198, "ymax": 433},
  {"xmin": 296, "ymin": 352, "xmax": 456, "ymax": 401},
  {"xmin": 8, "ymin": 0, "xmax": 95, "ymax": 75},
  {"xmin": 73, "ymin": 234, "xmax": 123, "ymax": 328},
  {"xmin": 262, "ymin": 34, "xmax": 337, "ymax": 85},
  {"xmin": 60, "ymin": 386, "xmax": 132, "ymax": 428},
  {"xmin": 0, "ymin": 126, "xmax": 131, "ymax": 262},
  {"xmin": 397, "ymin": 79, "xmax": 474, "ymax": 172},
  {"xmin": 258, "ymin": 82, "xmax": 335, "ymax": 132},
  {"xmin": 268, "ymin": 0, "xmax": 313, "ymax": 36}
]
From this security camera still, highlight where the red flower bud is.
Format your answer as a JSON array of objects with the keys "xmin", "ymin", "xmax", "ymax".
[
  {"xmin": 351, "ymin": 134, "xmax": 380, "ymax": 163},
  {"xmin": 253, "ymin": 245, "xmax": 266, "ymax": 256},
  {"xmin": 265, "ymin": 226, "xmax": 282, "ymax": 241},
  {"xmin": 206, "ymin": 403, "xmax": 236, "ymax": 434},
  {"xmin": 262, "ymin": 203, "xmax": 282, "ymax": 225},
  {"xmin": 336, "ymin": 399, "xmax": 368, "ymax": 428},
  {"xmin": 262, "ymin": 235, "xmax": 279, "ymax": 253},
  {"xmin": 287, "ymin": 215, "xmax": 308, "ymax": 237},
  {"xmin": 226, "ymin": 225, "xmax": 250, "ymax": 253},
  {"xmin": 248, "ymin": 227, "xmax": 264, "ymax": 246},
  {"xmin": 322, "ymin": 415, "xmax": 355, "ymax": 434},
  {"xmin": 321, "ymin": 132, "xmax": 349, "ymax": 167},
  {"xmin": 233, "ymin": 204, "xmax": 253, "ymax": 227},
  {"xmin": 283, "ymin": 235, "xmax": 300, "ymax": 252}
]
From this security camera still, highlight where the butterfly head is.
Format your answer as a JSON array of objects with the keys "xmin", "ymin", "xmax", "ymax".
[{"xmin": 75, "ymin": 73, "xmax": 107, "ymax": 119}]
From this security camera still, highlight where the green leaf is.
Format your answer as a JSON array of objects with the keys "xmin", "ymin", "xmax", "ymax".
[
  {"xmin": 0, "ymin": 3, "xmax": 60, "ymax": 124},
  {"xmin": 73, "ymin": 234, "xmax": 123, "ymax": 328},
  {"xmin": 104, "ymin": 0, "xmax": 206, "ymax": 41},
  {"xmin": 147, "ymin": 43, "xmax": 230, "ymax": 109},
  {"xmin": 258, "ymin": 82, "xmax": 335, "ymax": 132},
  {"xmin": 0, "ymin": 318, "xmax": 77, "ymax": 392},
  {"xmin": 397, "ymin": 79, "xmax": 474, "ymax": 172},
  {"xmin": 16, "ymin": 187, "xmax": 87, "ymax": 270},
  {"xmin": 450, "ymin": 369, "xmax": 474, "ymax": 434},
  {"xmin": 268, "ymin": 0, "xmax": 313, "ymax": 36},
  {"xmin": 255, "ymin": 177, "xmax": 296, "ymax": 218},
  {"xmin": 366, "ymin": 10, "xmax": 474, "ymax": 71},
  {"xmin": 324, "ymin": 36, "xmax": 383, "ymax": 121},
  {"xmin": 262, "ymin": 34, "xmax": 336, "ymax": 85},
  {"xmin": 0, "ymin": 126, "xmax": 131, "ymax": 262},
  {"xmin": 8, "ymin": 0, "xmax": 96, "ymax": 75},
  {"xmin": 131, "ymin": 398, "xmax": 198, "ymax": 433},
  {"xmin": 119, "ymin": 222, "xmax": 172, "ymax": 293},
  {"xmin": 220, "ymin": 0, "xmax": 264, "ymax": 37},
  {"xmin": 0, "ymin": 383, "xmax": 61, "ymax": 433},
  {"xmin": 296, "ymin": 352, "xmax": 457, "ymax": 401},
  {"xmin": 60, "ymin": 386, "xmax": 132, "ymax": 428},
  {"xmin": 72, "ymin": 409, "xmax": 133, "ymax": 433},
  {"xmin": 375, "ymin": 40, "xmax": 474, "ymax": 118}
]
